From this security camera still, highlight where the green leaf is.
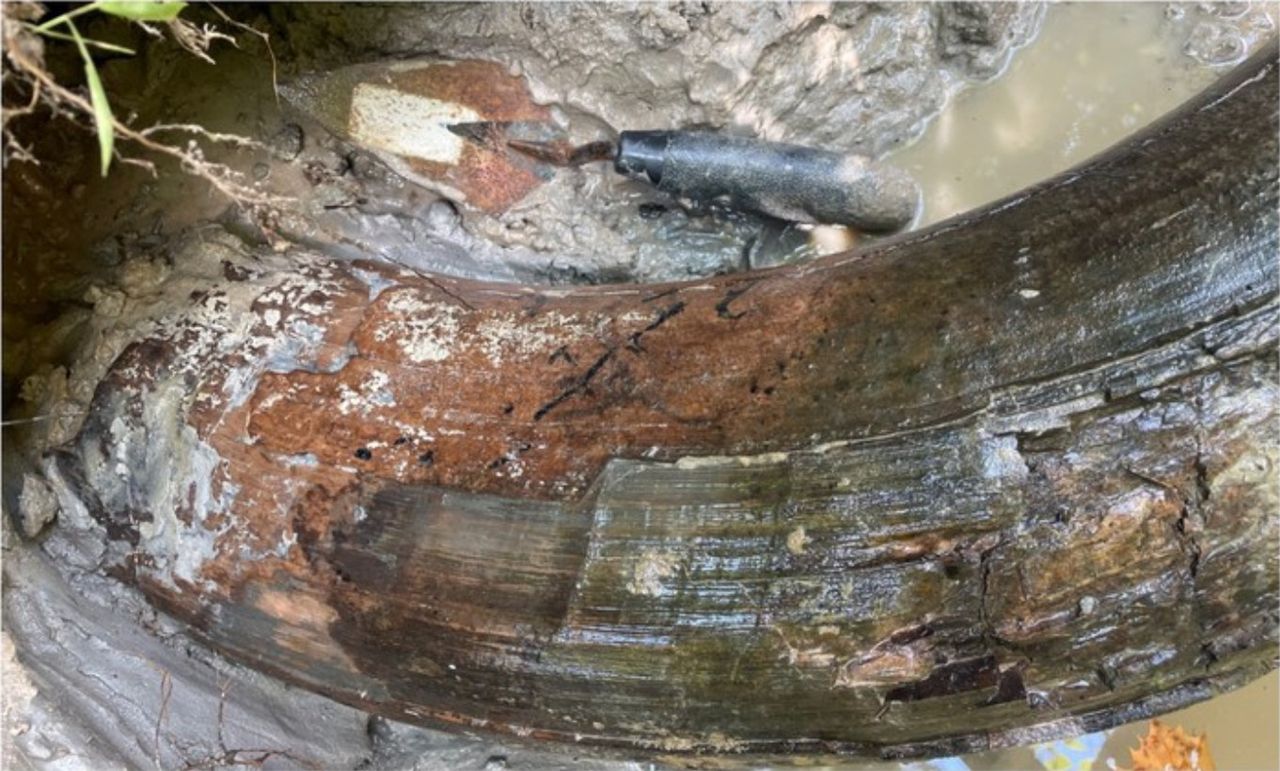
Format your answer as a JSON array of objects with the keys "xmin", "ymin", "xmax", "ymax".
[
  {"xmin": 95, "ymin": 1, "xmax": 187, "ymax": 22},
  {"xmin": 68, "ymin": 21, "xmax": 115, "ymax": 177},
  {"xmin": 27, "ymin": 25, "xmax": 136, "ymax": 55},
  {"xmin": 84, "ymin": 62, "xmax": 115, "ymax": 177},
  {"xmin": 32, "ymin": 3, "xmax": 97, "ymax": 33}
]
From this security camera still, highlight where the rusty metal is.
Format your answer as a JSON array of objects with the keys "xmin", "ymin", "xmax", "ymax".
[
  {"xmin": 286, "ymin": 59, "xmax": 555, "ymax": 214},
  {"xmin": 504, "ymin": 136, "xmax": 618, "ymax": 167},
  {"xmin": 51, "ymin": 43, "xmax": 1279, "ymax": 758}
]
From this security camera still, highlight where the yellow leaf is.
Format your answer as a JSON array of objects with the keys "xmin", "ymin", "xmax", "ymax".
[
  {"xmin": 1045, "ymin": 753, "xmax": 1071, "ymax": 771},
  {"xmin": 1127, "ymin": 720, "xmax": 1217, "ymax": 771}
]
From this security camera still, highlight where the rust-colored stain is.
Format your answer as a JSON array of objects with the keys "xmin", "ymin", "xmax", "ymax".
[
  {"xmin": 388, "ymin": 60, "xmax": 549, "ymax": 123},
  {"xmin": 406, "ymin": 143, "xmax": 544, "ymax": 213},
  {"xmin": 386, "ymin": 59, "xmax": 551, "ymax": 213},
  {"xmin": 242, "ymin": 272, "xmax": 813, "ymax": 499}
]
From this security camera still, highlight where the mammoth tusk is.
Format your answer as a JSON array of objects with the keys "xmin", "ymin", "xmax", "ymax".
[{"xmin": 50, "ymin": 41, "xmax": 1278, "ymax": 758}]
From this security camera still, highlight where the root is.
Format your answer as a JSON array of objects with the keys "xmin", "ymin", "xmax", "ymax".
[
  {"xmin": 1, "ymin": 2, "xmax": 288, "ymax": 210},
  {"xmin": 163, "ymin": 17, "xmax": 235, "ymax": 65}
]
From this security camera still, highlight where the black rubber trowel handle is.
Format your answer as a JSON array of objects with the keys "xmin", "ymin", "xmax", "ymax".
[{"xmin": 614, "ymin": 130, "xmax": 920, "ymax": 233}]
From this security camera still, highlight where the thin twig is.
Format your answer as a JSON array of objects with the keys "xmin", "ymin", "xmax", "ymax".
[
  {"xmin": 208, "ymin": 3, "xmax": 278, "ymax": 105},
  {"xmin": 3, "ymin": 126, "xmax": 38, "ymax": 165},
  {"xmin": 139, "ymin": 123, "xmax": 268, "ymax": 151},
  {"xmin": 165, "ymin": 17, "xmax": 233, "ymax": 65},
  {"xmin": 117, "ymin": 154, "xmax": 158, "ymax": 174},
  {"xmin": 6, "ymin": 42, "xmax": 287, "ymax": 206},
  {"xmin": 2, "ymin": 77, "xmax": 43, "ymax": 125}
]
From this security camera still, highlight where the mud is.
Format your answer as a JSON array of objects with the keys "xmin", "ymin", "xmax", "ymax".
[
  {"xmin": 0, "ymin": 1, "xmax": 1052, "ymax": 453},
  {"xmin": 270, "ymin": 2, "xmax": 1043, "ymax": 280},
  {"xmin": 2, "ymin": 525, "xmax": 643, "ymax": 771}
]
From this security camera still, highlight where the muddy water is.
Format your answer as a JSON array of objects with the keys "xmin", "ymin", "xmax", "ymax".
[{"xmin": 886, "ymin": 1, "xmax": 1277, "ymax": 228}]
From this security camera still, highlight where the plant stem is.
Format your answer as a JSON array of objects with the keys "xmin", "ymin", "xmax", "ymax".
[
  {"xmin": 32, "ymin": 2, "xmax": 100, "ymax": 33},
  {"xmin": 25, "ymin": 24, "xmax": 135, "ymax": 55}
]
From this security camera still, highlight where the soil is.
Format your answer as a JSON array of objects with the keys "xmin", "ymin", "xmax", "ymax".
[{"xmin": 270, "ymin": 2, "xmax": 1045, "ymax": 283}]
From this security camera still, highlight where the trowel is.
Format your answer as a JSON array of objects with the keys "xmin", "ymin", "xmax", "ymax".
[
  {"xmin": 449, "ymin": 123, "xmax": 921, "ymax": 232},
  {"xmin": 284, "ymin": 58, "xmax": 920, "ymax": 232},
  {"xmin": 281, "ymin": 59, "xmax": 560, "ymax": 215}
]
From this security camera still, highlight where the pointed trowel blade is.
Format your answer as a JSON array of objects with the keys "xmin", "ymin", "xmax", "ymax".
[
  {"xmin": 282, "ymin": 60, "xmax": 554, "ymax": 214},
  {"xmin": 445, "ymin": 121, "xmax": 511, "ymax": 150}
]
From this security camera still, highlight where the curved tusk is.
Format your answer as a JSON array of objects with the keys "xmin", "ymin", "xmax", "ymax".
[{"xmin": 52, "ymin": 41, "xmax": 1278, "ymax": 758}]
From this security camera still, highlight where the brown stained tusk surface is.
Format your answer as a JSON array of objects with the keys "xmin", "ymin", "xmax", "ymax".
[{"xmin": 57, "ymin": 43, "xmax": 1278, "ymax": 758}]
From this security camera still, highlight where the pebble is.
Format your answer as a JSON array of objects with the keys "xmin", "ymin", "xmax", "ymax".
[{"xmin": 17, "ymin": 473, "xmax": 58, "ymax": 538}]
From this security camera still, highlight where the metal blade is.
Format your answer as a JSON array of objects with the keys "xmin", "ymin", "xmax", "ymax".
[
  {"xmin": 281, "ymin": 59, "xmax": 556, "ymax": 214},
  {"xmin": 506, "ymin": 138, "xmax": 617, "ymax": 167},
  {"xmin": 445, "ymin": 121, "xmax": 512, "ymax": 150}
]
